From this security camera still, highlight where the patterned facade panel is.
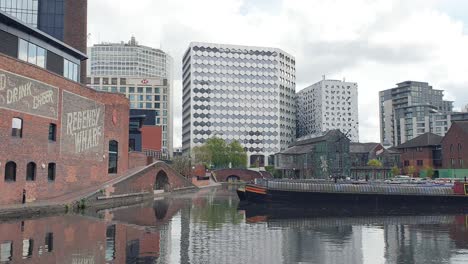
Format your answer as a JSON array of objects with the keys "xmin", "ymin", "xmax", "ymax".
[{"xmin": 182, "ymin": 43, "xmax": 296, "ymax": 164}]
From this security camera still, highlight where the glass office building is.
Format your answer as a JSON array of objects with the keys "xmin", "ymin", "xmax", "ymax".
[
  {"xmin": 182, "ymin": 42, "xmax": 296, "ymax": 166},
  {"xmin": 0, "ymin": 0, "xmax": 65, "ymax": 40},
  {"xmin": 87, "ymin": 37, "xmax": 173, "ymax": 157}
]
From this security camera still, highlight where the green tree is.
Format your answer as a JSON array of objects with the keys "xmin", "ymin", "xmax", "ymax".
[
  {"xmin": 228, "ymin": 140, "xmax": 247, "ymax": 168},
  {"xmin": 391, "ymin": 166, "xmax": 400, "ymax": 176},
  {"xmin": 367, "ymin": 159, "xmax": 383, "ymax": 180},
  {"xmin": 406, "ymin": 165, "xmax": 416, "ymax": 177},
  {"xmin": 192, "ymin": 137, "xmax": 247, "ymax": 169},
  {"xmin": 425, "ymin": 166, "xmax": 434, "ymax": 179}
]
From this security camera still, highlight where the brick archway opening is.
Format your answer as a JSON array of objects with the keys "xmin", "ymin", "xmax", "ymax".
[
  {"xmin": 226, "ymin": 175, "xmax": 241, "ymax": 182},
  {"xmin": 154, "ymin": 170, "xmax": 170, "ymax": 191}
]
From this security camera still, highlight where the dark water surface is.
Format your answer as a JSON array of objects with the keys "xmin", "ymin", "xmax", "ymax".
[{"xmin": 1, "ymin": 186, "xmax": 468, "ymax": 264}]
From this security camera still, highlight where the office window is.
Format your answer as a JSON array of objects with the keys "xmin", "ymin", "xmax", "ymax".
[
  {"xmin": 111, "ymin": 78, "xmax": 117, "ymax": 85},
  {"xmin": 63, "ymin": 59, "xmax": 78, "ymax": 82},
  {"xmin": 155, "ymin": 95, "xmax": 160, "ymax": 101},
  {"xmin": 26, "ymin": 162, "xmax": 36, "ymax": 181},
  {"xmin": 5, "ymin": 161, "xmax": 17, "ymax": 182},
  {"xmin": 128, "ymin": 87, "xmax": 135, "ymax": 93},
  {"xmin": 48, "ymin": 163, "xmax": 56, "ymax": 181},
  {"xmin": 119, "ymin": 87, "xmax": 126, "ymax": 93},
  {"xmin": 137, "ymin": 87, "xmax": 143, "ymax": 93},
  {"xmin": 48, "ymin": 123, "xmax": 56, "ymax": 141},
  {"xmin": 417, "ymin": 160, "xmax": 423, "ymax": 166},
  {"xmin": 146, "ymin": 87, "xmax": 152, "ymax": 93},
  {"xmin": 18, "ymin": 39, "xmax": 28, "ymax": 61},
  {"xmin": 12, "ymin": 117, "xmax": 23, "ymax": 137},
  {"xmin": 93, "ymin": 78, "xmax": 100, "ymax": 84}
]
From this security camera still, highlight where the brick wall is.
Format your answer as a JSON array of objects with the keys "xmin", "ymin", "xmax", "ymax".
[
  {"xmin": 400, "ymin": 147, "xmax": 435, "ymax": 176},
  {"xmin": 0, "ymin": 54, "xmax": 129, "ymax": 205},
  {"xmin": 442, "ymin": 124, "xmax": 468, "ymax": 169}
]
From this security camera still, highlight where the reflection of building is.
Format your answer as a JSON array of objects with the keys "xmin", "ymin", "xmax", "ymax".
[
  {"xmin": 182, "ymin": 42, "xmax": 296, "ymax": 166},
  {"xmin": 296, "ymin": 78, "xmax": 359, "ymax": 142},
  {"xmin": 275, "ymin": 130, "xmax": 350, "ymax": 178},
  {"xmin": 87, "ymin": 37, "xmax": 173, "ymax": 157},
  {"xmin": 0, "ymin": 0, "xmax": 88, "ymax": 82},
  {"xmin": 0, "ymin": 12, "xmax": 129, "ymax": 205},
  {"xmin": 384, "ymin": 224, "xmax": 453, "ymax": 264},
  {"xmin": 379, "ymin": 81, "xmax": 453, "ymax": 146},
  {"xmin": 0, "ymin": 215, "xmax": 160, "ymax": 263}
]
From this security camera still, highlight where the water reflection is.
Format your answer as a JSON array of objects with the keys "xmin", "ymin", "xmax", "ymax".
[{"xmin": 0, "ymin": 187, "xmax": 467, "ymax": 264}]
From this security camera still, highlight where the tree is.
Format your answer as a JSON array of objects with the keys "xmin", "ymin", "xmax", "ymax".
[
  {"xmin": 391, "ymin": 166, "xmax": 400, "ymax": 177},
  {"xmin": 406, "ymin": 165, "xmax": 416, "ymax": 177},
  {"xmin": 367, "ymin": 159, "xmax": 383, "ymax": 180},
  {"xmin": 425, "ymin": 166, "xmax": 434, "ymax": 179},
  {"xmin": 172, "ymin": 156, "xmax": 192, "ymax": 178},
  {"xmin": 192, "ymin": 137, "xmax": 247, "ymax": 169}
]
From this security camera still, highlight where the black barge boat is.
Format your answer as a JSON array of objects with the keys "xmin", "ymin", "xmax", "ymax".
[{"xmin": 237, "ymin": 179, "xmax": 468, "ymax": 208}]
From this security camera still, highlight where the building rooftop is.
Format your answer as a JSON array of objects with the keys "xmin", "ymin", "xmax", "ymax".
[
  {"xmin": 452, "ymin": 121, "xmax": 468, "ymax": 134},
  {"xmin": 395, "ymin": 133, "xmax": 443, "ymax": 149},
  {"xmin": 350, "ymin": 142, "xmax": 381, "ymax": 153}
]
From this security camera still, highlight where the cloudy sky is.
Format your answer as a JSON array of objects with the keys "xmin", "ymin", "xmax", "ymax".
[{"xmin": 88, "ymin": 0, "xmax": 468, "ymax": 147}]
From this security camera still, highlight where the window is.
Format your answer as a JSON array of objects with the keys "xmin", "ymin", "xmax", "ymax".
[
  {"xmin": 128, "ymin": 87, "xmax": 135, "ymax": 93},
  {"xmin": 146, "ymin": 87, "xmax": 152, "ymax": 93},
  {"xmin": 119, "ymin": 87, "xmax": 126, "ymax": 93},
  {"xmin": 120, "ymin": 78, "xmax": 126, "ymax": 85},
  {"xmin": 137, "ymin": 87, "xmax": 143, "ymax": 93},
  {"xmin": 458, "ymin": 144, "xmax": 462, "ymax": 152},
  {"xmin": 155, "ymin": 95, "xmax": 160, "ymax": 101},
  {"xmin": 129, "ymin": 139, "xmax": 136, "ymax": 151},
  {"xmin": 48, "ymin": 163, "xmax": 56, "ymax": 181},
  {"xmin": 417, "ymin": 160, "xmax": 423, "ymax": 166},
  {"xmin": 154, "ymin": 103, "xmax": 160, "ymax": 108},
  {"xmin": 26, "ymin": 162, "xmax": 36, "ymax": 181},
  {"xmin": 45, "ymin": 233, "xmax": 53, "ymax": 252},
  {"xmin": 111, "ymin": 78, "xmax": 117, "ymax": 85},
  {"xmin": 93, "ymin": 78, "xmax": 100, "ymax": 85},
  {"xmin": 5, "ymin": 161, "xmax": 16, "ymax": 182},
  {"xmin": 450, "ymin": 144, "xmax": 454, "ymax": 152},
  {"xmin": 18, "ymin": 39, "xmax": 46, "ymax": 68},
  {"xmin": 12, "ymin": 117, "xmax": 23, "ymax": 137},
  {"xmin": 460, "ymin": 159, "xmax": 464, "ymax": 168},
  {"xmin": 22, "ymin": 239, "xmax": 33, "ymax": 259},
  {"xmin": 0, "ymin": 241, "xmax": 13, "ymax": 262},
  {"xmin": 404, "ymin": 160, "xmax": 410, "ymax": 166},
  {"xmin": 108, "ymin": 141, "xmax": 118, "ymax": 174},
  {"xmin": 63, "ymin": 59, "xmax": 78, "ymax": 82},
  {"xmin": 451, "ymin": 159, "xmax": 455, "ymax": 168},
  {"xmin": 48, "ymin": 124, "xmax": 56, "ymax": 141}
]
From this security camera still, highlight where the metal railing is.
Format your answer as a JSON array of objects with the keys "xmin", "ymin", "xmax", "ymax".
[{"xmin": 254, "ymin": 179, "xmax": 454, "ymax": 196}]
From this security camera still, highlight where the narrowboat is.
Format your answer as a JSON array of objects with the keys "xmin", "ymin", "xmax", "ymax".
[{"xmin": 237, "ymin": 179, "xmax": 468, "ymax": 208}]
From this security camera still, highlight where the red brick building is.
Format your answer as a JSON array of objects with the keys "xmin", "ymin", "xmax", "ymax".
[
  {"xmin": 0, "ymin": 13, "xmax": 130, "ymax": 205},
  {"xmin": 441, "ymin": 121, "xmax": 468, "ymax": 170},
  {"xmin": 395, "ymin": 133, "xmax": 443, "ymax": 177}
]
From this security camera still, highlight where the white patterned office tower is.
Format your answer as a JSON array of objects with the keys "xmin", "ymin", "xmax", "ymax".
[
  {"xmin": 296, "ymin": 78, "xmax": 359, "ymax": 142},
  {"xmin": 182, "ymin": 42, "xmax": 296, "ymax": 166},
  {"xmin": 87, "ymin": 37, "xmax": 173, "ymax": 156}
]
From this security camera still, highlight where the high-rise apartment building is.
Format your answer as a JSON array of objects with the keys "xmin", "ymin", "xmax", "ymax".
[
  {"xmin": 0, "ymin": 0, "xmax": 88, "ymax": 82},
  {"xmin": 182, "ymin": 42, "xmax": 296, "ymax": 166},
  {"xmin": 87, "ymin": 37, "xmax": 173, "ymax": 157},
  {"xmin": 296, "ymin": 78, "xmax": 359, "ymax": 142},
  {"xmin": 379, "ymin": 81, "xmax": 453, "ymax": 146}
]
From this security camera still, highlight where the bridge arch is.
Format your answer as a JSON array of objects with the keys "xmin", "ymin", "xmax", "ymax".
[
  {"xmin": 226, "ymin": 175, "xmax": 241, "ymax": 182},
  {"xmin": 154, "ymin": 170, "xmax": 170, "ymax": 191}
]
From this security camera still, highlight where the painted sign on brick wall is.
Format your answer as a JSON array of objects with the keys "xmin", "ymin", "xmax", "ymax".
[
  {"xmin": 61, "ymin": 91, "xmax": 105, "ymax": 160},
  {"xmin": 0, "ymin": 69, "xmax": 58, "ymax": 119}
]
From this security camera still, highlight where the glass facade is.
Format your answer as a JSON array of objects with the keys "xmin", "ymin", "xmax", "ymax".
[
  {"xmin": 0, "ymin": 0, "xmax": 66, "ymax": 40},
  {"xmin": 0, "ymin": 0, "xmax": 39, "ymax": 27},
  {"xmin": 89, "ymin": 37, "xmax": 172, "ymax": 79},
  {"xmin": 182, "ymin": 43, "xmax": 296, "ymax": 166}
]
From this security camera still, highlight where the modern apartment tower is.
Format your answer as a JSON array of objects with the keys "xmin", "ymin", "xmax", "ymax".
[
  {"xmin": 296, "ymin": 78, "xmax": 359, "ymax": 142},
  {"xmin": 379, "ymin": 81, "xmax": 453, "ymax": 146},
  {"xmin": 182, "ymin": 42, "xmax": 296, "ymax": 166},
  {"xmin": 0, "ymin": 0, "xmax": 88, "ymax": 82},
  {"xmin": 88, "ymin": 37, "xmax": 173, "ymax": 157}
]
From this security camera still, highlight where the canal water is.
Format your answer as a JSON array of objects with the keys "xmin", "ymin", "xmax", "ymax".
[{"xmin": 1, "ymin": 186, "xmax": 468, "ymax": 264}]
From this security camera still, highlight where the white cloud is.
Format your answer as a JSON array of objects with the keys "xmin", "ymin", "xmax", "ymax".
[{"xmin": 88, "ymin": 0, "xmax": 468, "ymax": 146}]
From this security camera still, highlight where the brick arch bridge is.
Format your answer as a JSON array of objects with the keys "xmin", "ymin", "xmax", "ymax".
[
  {"xmin": 213, "ymin": 169, "xmax": 272, "ymax": 182},
  {"xmin": 85, "ymin": 161, "xmax": 196, "ymax": 204}
]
